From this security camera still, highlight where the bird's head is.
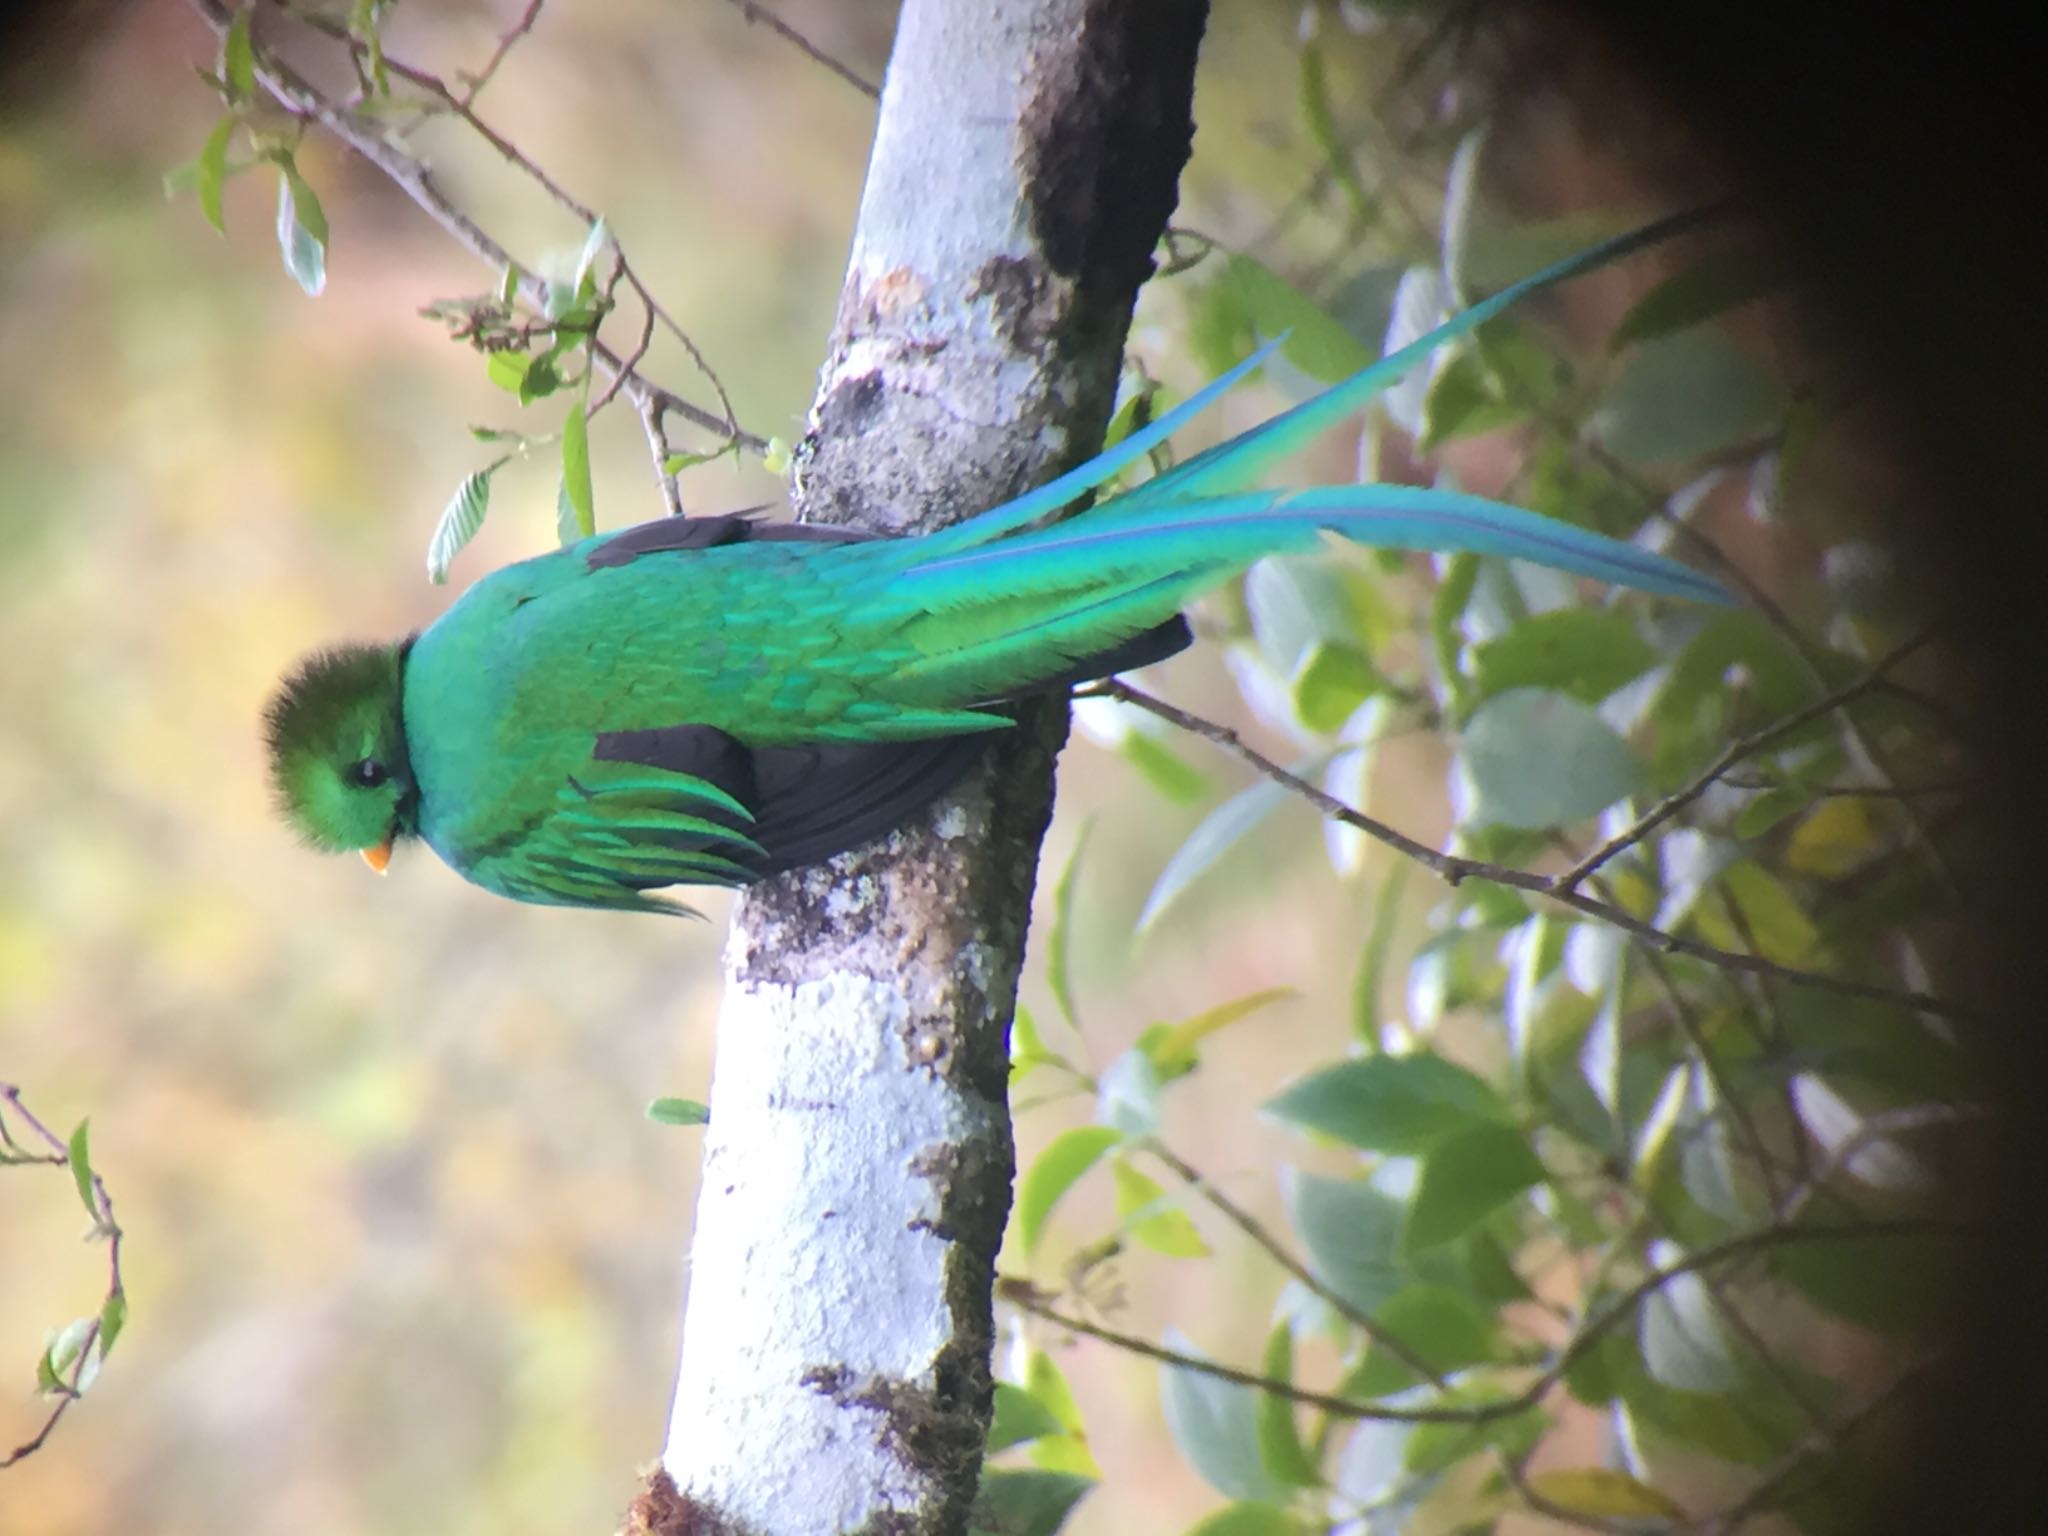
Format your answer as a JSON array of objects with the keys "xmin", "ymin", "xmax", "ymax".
[{"xmin": 263, "ymin": 641, "xmax": 417, "ymax": 872}]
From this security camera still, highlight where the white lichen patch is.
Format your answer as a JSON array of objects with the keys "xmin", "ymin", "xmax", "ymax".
[{"xmin": 665, "ymin": 970, "xmax": 1001, "ymax": 1532}]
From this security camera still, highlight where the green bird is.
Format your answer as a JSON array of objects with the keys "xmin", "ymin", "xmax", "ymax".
[{"xmin": 264, "ymin": 218, "xmax": 1730, "ymax": 913}]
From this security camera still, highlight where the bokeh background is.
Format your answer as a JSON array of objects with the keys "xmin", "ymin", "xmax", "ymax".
[{"xmin": 0, "ymin": 4, "xmax": 1867, "ymax": 1534}]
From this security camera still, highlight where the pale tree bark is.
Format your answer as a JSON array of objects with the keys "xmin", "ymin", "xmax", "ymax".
[{"xmin": 649, "ymin": 2, "xmax": 1208, "ymax": 1533}]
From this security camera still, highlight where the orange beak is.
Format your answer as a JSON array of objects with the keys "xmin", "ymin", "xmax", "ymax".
[{"xmin": 361, "ymin": 836, "xmax": 394, "ymax": 875}]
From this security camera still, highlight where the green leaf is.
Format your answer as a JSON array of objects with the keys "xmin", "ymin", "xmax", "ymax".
[
  {"xmin": 1469, "ymin": 609, "xmax": 1656, "ymax": 705},
  {"xmin": 1161, "ymin": 1329, "xmax": 1286, "ymax": 1502},
  {"xmin": 36, "ymin": 1339, "xmax": 65, "ymax": 1395},
  {"xmin": 1402, "ymin": 1393, "xmax": 1544, "ymax": 1477},
  {"xmin": 1610, "ymin": 246, "xmax": 1782, "ymax": 351},
  {"xmin": 1419, "ymin": 346, "xmax": 1528, "ymax": 446},
  {"xmin": 1638, "ymin": 1240, "xmax": 1740, "ymax": 1392},
  {"xmin": 969, "ymin": 1469, "xmax": 1095, "ymax": 1536},
  {"xmin": 275, "ymin": 165, "xmax": 327, "ymax": 296},
  {"xmin": 1349, "ymin": 864, "xmax": 1407, "ymax": 1044},
  {"xmin": 1458, "ymin": 688, "xmax": 1641, "ymax": 830},
  {"xmin": 1526, "ymin": 1468, "xmax": 1687, "ymax": 1521},
  {"xmin": 1210, "ymin": 253, "xmax": 1375, "ymax": 383},
  {"xmin": 555, "ymin": 479, "xmax": 583, "ymax": 549},
  {"xmin": 1136, "ymin": 775, "xmax": 1293, "ymax": 932},
  {"xmin": 426, "ymin": 468, "xmax": 493, "ymax": 584},
  {"xmin": 349, "ymin": 0, "xmax": 391, "ymax": 96},
  {"xmin": 1784, "ymin": 795, "xmax": 1879, "ymax": 878},
  {"xmin": 1046, "ymin": 828, "xmax": 1087, "ymax": 1032},
  {"xmin": 1290, "ymin": 643, "xmax": 1382, "ymax": 734},
  {"xmin": 1246, "ymin": 556, "xmax": 1369, "ymax": 676},
  {"xmin": 573, "ymin": 215, "xmax": 611, "ymax": 300},
  {"xmin": 1263, "ymin": 1054, "xmax": 1508, "ymax": 1154},
  {"xmin": 987, "ymin": 1382, "xmax": 1068, "ymax": 1453},
  {"xmin": 1009, "ymin": 1006, "xmax": 1071, "ymax": 1081},
  {"xmin": 1017, "ymin": 1127, "xmax": 1121, "ymax": 1255},
  {"xmin": 1403, "ymin": 1122, "xmax": 1543, "ymax": 1253},
  {"xmin": 518, "ymin": 356, "xmax": 562, "ymax": 405},
  {"xmin": 1144, "ymin": 987, "xmax": 1295, "ymax": 1078},
  {"xmin": 1711, "ymin": 861, "xmax": 1822, "ymax": 964},
  {"xmin": 1429, "ymin": 552, "xmax": 1480, "ymax": 710},
  {"xmin": 1120, "ymin": 732, "xmax": 1210, "ymax": 804},
  {"xmin": 560, "ymin": 397, "xmax": 595, "ymax": 540},
  {"xmin": 222, "ymin": 8, "xmax": 255, "ymax": 99},
  {"xmin": 67, "ymin": 1119, "xmax": 96, "ymax": 1220},
  {"xmin": 645, "ymin": 1098, "xmax": 709, "ymax": 1127},
  {"xmin": 1025, "ymin": 1348, "xmax": 1087, "ymax": 1436},
  {"xmin": 1112, "ymin": 1159, "xmax": 1209, "ymax": 1258},
  {"xmin": 663, "ymin": 440, "xmax": 742, "ymax": 475},
  {"xmin": 1342, "ymin": 1283, "xmax": 1499, "ymax": 1398},
  {"xmin": 1253, "ymin": 1323, "xmax": 1321, "ymax": 1488},
  {"xmin": 1096, "ymin": 1048, "xmax": 1161, "ymax": 1136},
  {"xmin": 1438, "ymin": 126, "xmax": 1486, "ymax": 302},
  {"xmin": 1099, "ymin": 367, "xmax": 1160, "ymax": 460},
  {"xmin": 1620, "ymin": 1366, "xmax": 1806, "ymax": 1467},
  {"xmin": 1789, "ymin": 1075, "xmax": 1928, "ymax": 1192},
  {"xmin": 97, "ymin": 1290, "xmax": 128, "ymax": 1359},
  {"xmin": 486, "ymin": 351, "xmax": 533, "ymax": 395},
  {"xmin": 1733, "ymin": 784, "xmax": 1809, "ymax": 839},
  {"xmin": 1183, "ymin": 1503, "xmax": 1299, "ymax": 1536},
  {"xmin": 1285, "ymin": 1171, "xmax": 1409, "ymax": 1314},
  {"xmin": 1591, "ymin": 327, "xmax": 1788, "ymax": 464},
  {"xmin": 193, "ymin": 113, "xmax": 234, "ymax": 233},
  {"xmin": 1298, "ymin": 40, "xmax": 1371, "ymax": 227},
  {"xmin": 1769, "ymin": 1222, "xmax": 1940, "ymax": 1334}
]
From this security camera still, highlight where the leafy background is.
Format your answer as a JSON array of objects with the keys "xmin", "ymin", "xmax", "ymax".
[{"xmin": 1, "ymin": 4, "xmax": 1971, "ymax": 1535}]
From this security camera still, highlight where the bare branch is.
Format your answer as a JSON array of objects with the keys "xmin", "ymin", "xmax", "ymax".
[
  {"xmin": 719, "ymin": 1, "xmax": 881, "ymax": 99},
  {"xmin": 999, "ymin": 1215, "xmax": 1945, "ymax": 1430},
  {"xmin": 1689, "ymin": 1358, "xmax": 1933, "ymax": 1536},
  {"xmin": 0, "ymin": 1085, "xmax": 126, "ymax": 1472},
  {"xmin": 1084, "ymin": 679, "xmax": 1977, "ymax": 1022},
  {"xmin": 1143, "ymin": 1138, "xmax": 1445, "ymax": 1382},
  {"xmin": 1556, "ymin": 625, "xmax": 1941, "ymax": 892},
  {"xmin": 186, "ymin": 0, "xmax": 758, "ymax": 463},
  {"xmin": 456, "ymin": 0, "xmax": 547, "ymax": 109}
]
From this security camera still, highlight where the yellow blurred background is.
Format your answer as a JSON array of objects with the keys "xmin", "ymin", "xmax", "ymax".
[{"xmin": 1, "ymin": 5, "xmax": 1628, "ymax": 1533}]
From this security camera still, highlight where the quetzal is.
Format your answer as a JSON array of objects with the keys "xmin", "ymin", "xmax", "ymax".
[{"xmin": 264, "ymin": 219, "xmax": 1729, "ymax": 913}]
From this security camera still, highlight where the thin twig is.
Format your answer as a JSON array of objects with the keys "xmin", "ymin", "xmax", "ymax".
[
  {"xmin": 1775, "ymin": 1103, "xmax": 1984, "ymax": 1225},
  {"xmin": 1143, "ymin": 1138, "xmax": 1445, "ymax": 1382},
  {"xmin": 719, "ymin": 0, "xmax": 881, "ymax": 99},
  {"xmin": 189, "ymin": 0, "xmax": 758, "ymax": 459},
  {"xmin": 1000, "ymin": 1216, "xmax": 1943, "ymax": 1429},
  {"xmin": 1085, "ymin": 678, "xmax": 1977, "ymax": 1023},
  {"xmin": 1688, "ymin": 1358, "xmax": 1933, "ymax": 1536},
  {"xmin": 456, "ymin": 0, "xmax": 546, "ymax": 109},
  {"xmin": 1718, "ymin": 774, "xmax": 1968, "ymax": 800},
  {"xmin": 0, "ymin": 1085, "xmax": 125, "ymax": 1471},
  {"xmin": 1555, "ymin": 626, "xmax": 1940, "ymax": 891}
]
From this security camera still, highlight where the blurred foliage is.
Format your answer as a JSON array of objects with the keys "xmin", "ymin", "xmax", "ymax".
[{"xmin": 1, "ymin": 3, "xmax": 1976, "ymax": 1536}]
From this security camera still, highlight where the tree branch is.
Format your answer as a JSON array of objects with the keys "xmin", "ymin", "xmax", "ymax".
[
  {"xmin": 1084, "ymin": 678, "xmax": 1976, "ymax": 1022},
  {"xmin": 1001, "ymin": 1215, "xmax": 1944, "ymax": 1431}
]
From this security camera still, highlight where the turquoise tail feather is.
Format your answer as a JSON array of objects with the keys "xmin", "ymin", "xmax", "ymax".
[
  {"xmin": 912, "ymin": 205, "xmax": 1726, "ymax": 556},
  {"xmin": 898, "ymin": 484, "xmax": 1731, "ymax": 609}
]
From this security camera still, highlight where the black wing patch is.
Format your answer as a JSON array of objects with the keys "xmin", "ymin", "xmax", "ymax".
[
  {"xmin": 586, "ymin": 511, "xmax": 881, "ymax": 569},
  {"xmin": 593, "ymin": 723, "xmax": 991, "ymax": 876}
]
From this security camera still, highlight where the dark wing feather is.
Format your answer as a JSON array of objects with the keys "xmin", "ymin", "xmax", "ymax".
[
  {"xmin": 585, "ymin": 512, "xmax": 880, "ymax": 569},
  {"xmin": 594, "ymin": 724, "xmax": 990, "ymax": 876}
]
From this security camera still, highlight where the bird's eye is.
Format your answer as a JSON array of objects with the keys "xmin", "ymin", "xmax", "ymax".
[{"xmin": 350, "ymin": 758, "xmax": 390, "ymax": 789}]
